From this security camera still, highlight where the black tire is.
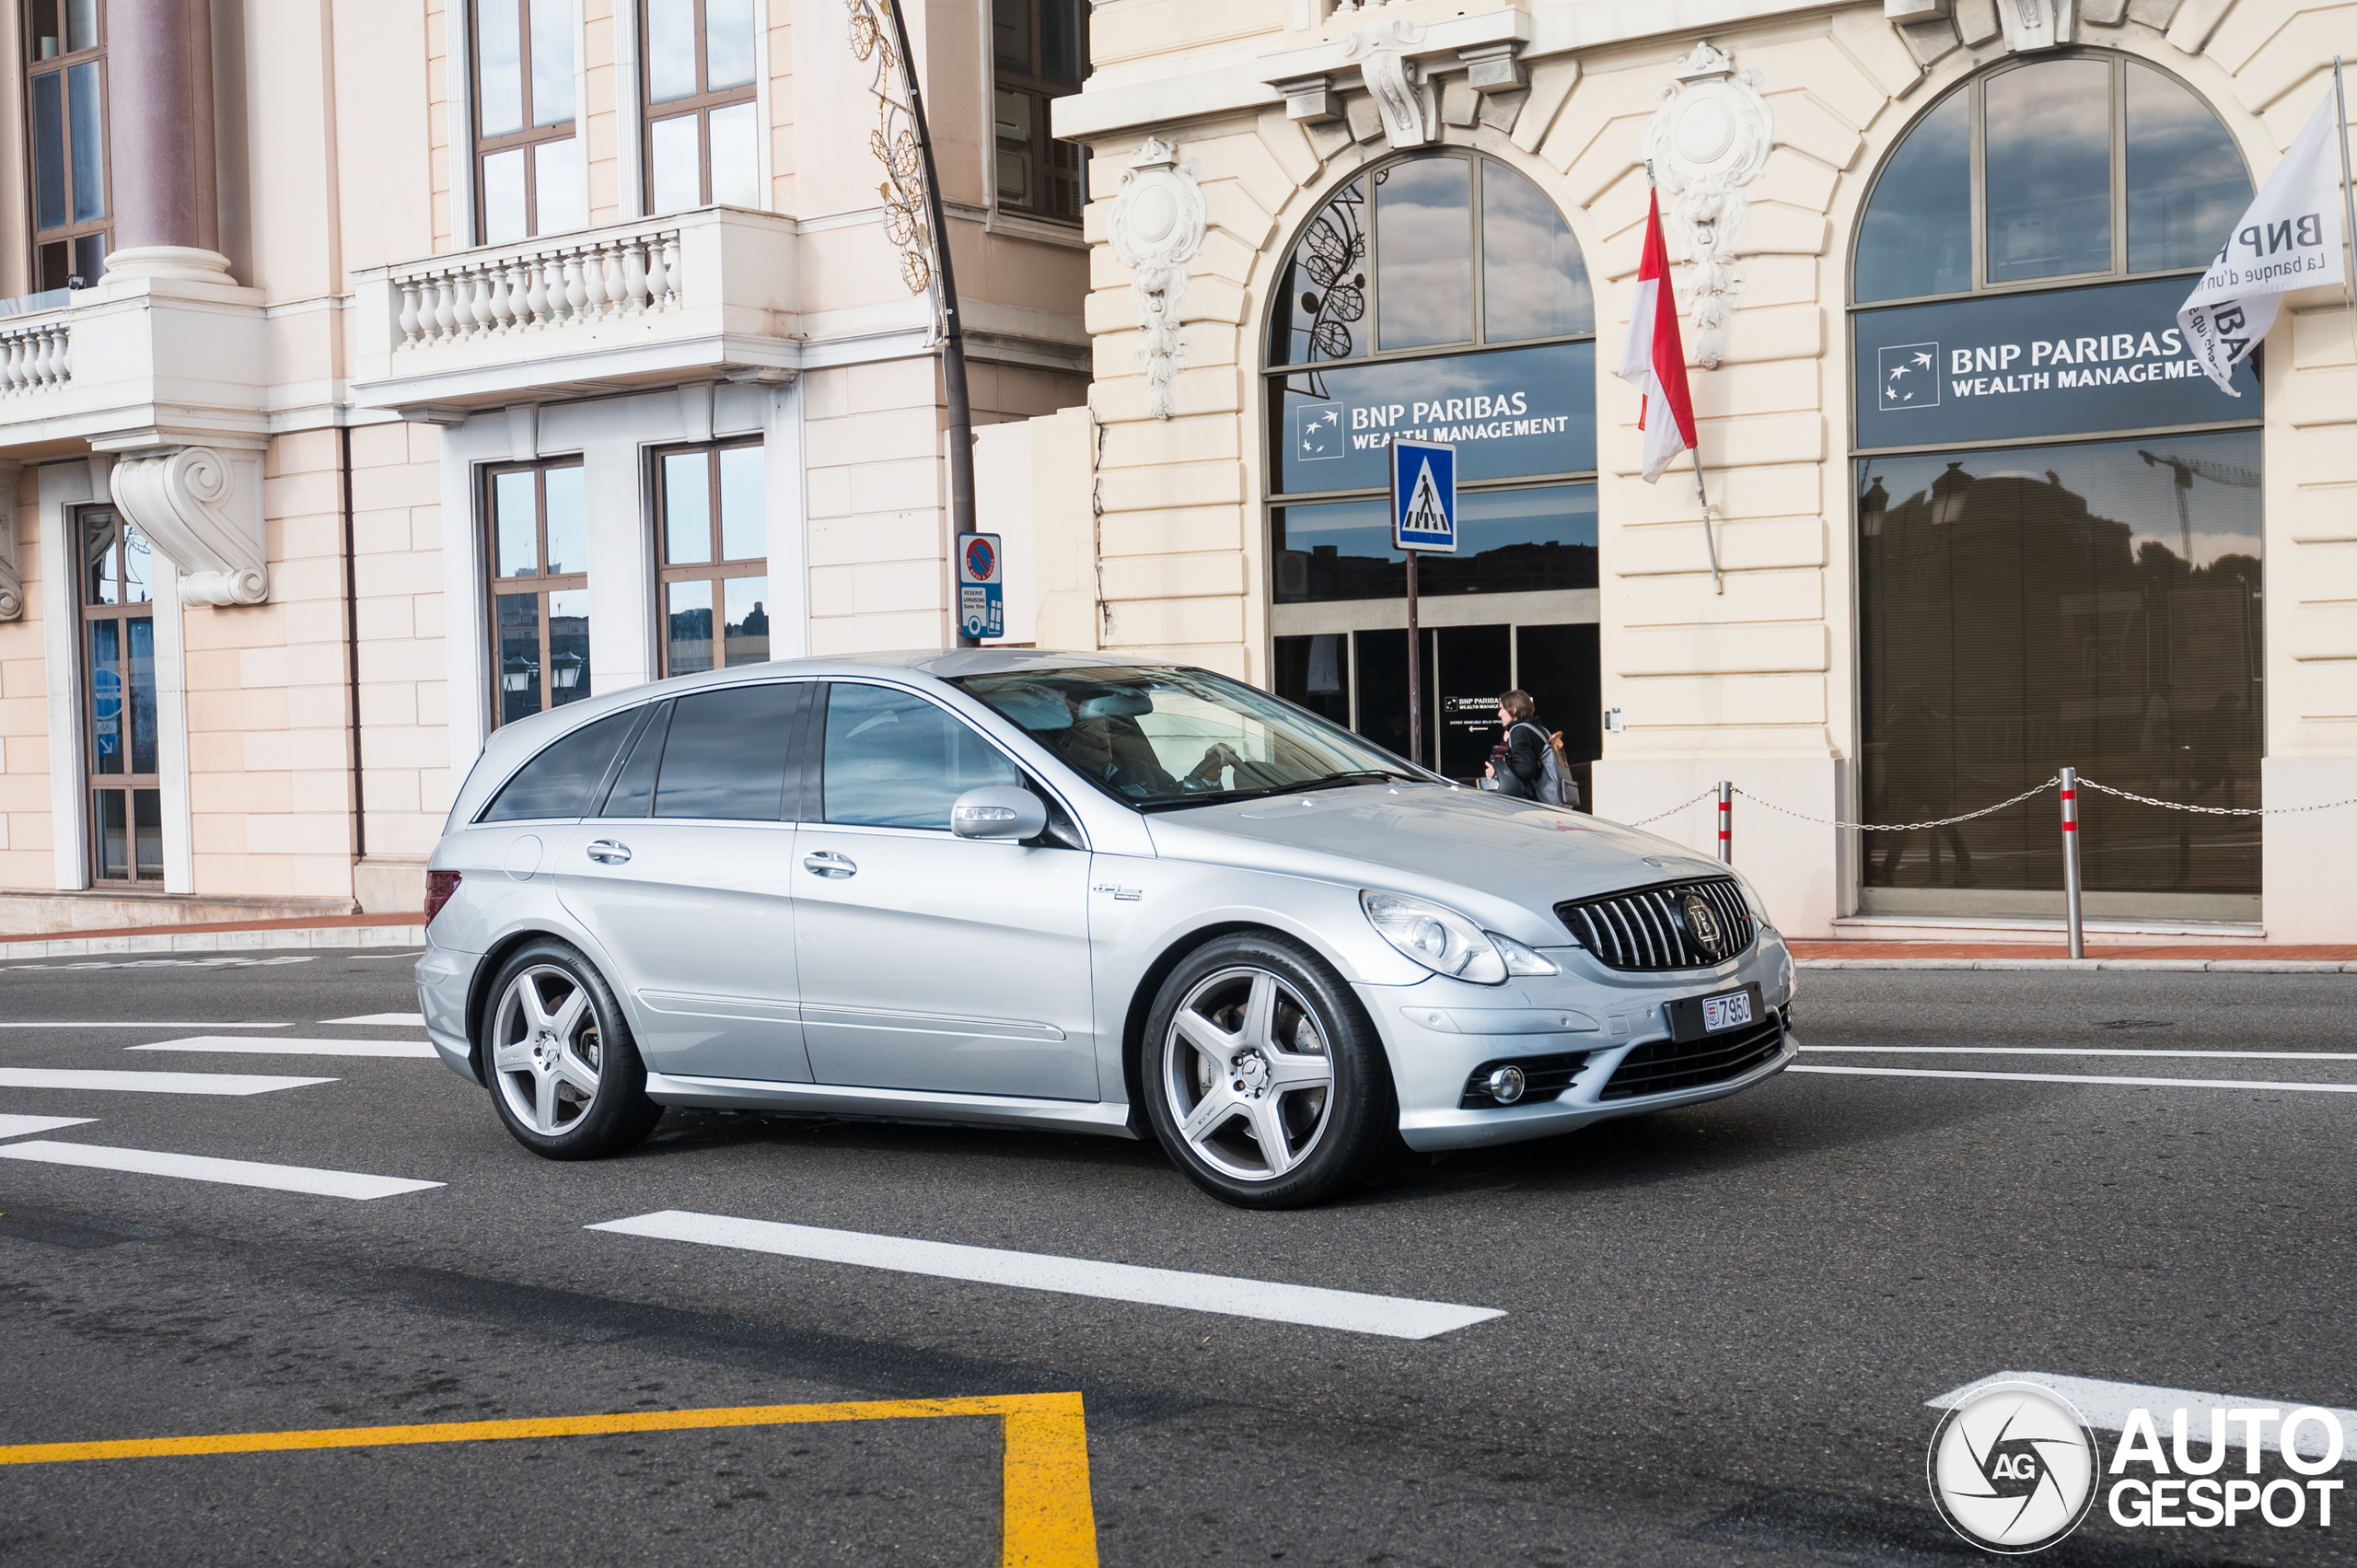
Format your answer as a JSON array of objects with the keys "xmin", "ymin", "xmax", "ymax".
[
  {"xmin": 480, "ymin": 938, "xmax": 663, "ymax": 1160},
  {"xmin": 1139, "ymin": 932, "xmax": 1399, "ymax": 1209}
]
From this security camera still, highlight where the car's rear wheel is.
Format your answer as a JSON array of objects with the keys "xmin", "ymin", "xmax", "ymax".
[
  {"xmin": 1140, "ymin": 933, "xmax": 1397, "ymax": 1209},
  {"xmin": 482, "ymin": 939, "xmax": 663, "ymax": 1160}
]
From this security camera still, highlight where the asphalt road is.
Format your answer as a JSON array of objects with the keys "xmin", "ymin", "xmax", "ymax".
[{"xmin": 1, "ymin": 949, "xmax": 2351, "ymax": 1566}]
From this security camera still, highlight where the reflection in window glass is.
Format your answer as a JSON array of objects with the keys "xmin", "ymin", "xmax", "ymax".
[
  {"xmin": 1272, "ymin": 484, "xmax": 1598, "ymax": 603},
  {"xmin": 823, "ymin": 683, "xmax": 1022, "ymax": 830},
  {"xmin": 1985, "ymin": 60, "xmax": 2112, "ymax": 285},
  {"xmin": 718, "ymin": 446, "xmax": 764, "ymax": 559},
  {"xmin": 667, "ymin": 578, "xmax": 714, "ymax": 675},
  {"xmin": 1854, "ymin": 88, "xmax": 1970, "ymax": 303},
  {"xmin": 126, "ymin": 616, "xmax": 156, "ymax": 773},
  {"xmin": 726, "ymin": 577, "xmax": 770, "ymax": 665},
  {"xmin": 650, "ymin": 112, "xmax": 699, "ymax": 213},
  {"xmin": 122, "ymin": 528, "xmax": 151, "ymax": 604},
  {"xmin": 482, "ymin": 146, "xmax": 528, "ymax": 243},
  {"xmin": 534, "ymin": 137, "xmax": 586, "ymax": 234},
  {"xmin": 483, "ymin": 706, "xmax": 637, "ymax": 822},
  {"xmin": 495, "ymin": 471, "xmax": 539, "ymax": 575},
  {"xmin": 1040, "ymin": 0, "xmax": 1086, "ymax": 82},
  {"xmin": 2126, "ymin": 64, "xmax": 2252, "ymax": 273},
  {"xmin": 477, "ymin": 0, "xmax": 524, "ymax": 135},
  {"xmin": 83, "ymin": 511, "xmax": 116, "ymax": 604},
  {"xmin": 600, "ymin": 702, "xmax": 669, "ymax": 817},
  {"xmin": 1858, "ymin": 431, "xmax": 2262, "ymax": 902},
  {"xmin": 543, "ymin": 466, "xmax": 586, "ymax": 574},
  {"xmin": 133, "ymin": 789, "xmax": 161, "ymax": 880},
  {"xmin": 994, "ymin": 90, "xmax": 1033, "ymax": 209},
  {"xmin": 1480, "ymin": 161, "xmax": 1590, "ymax": 341},
  {"xmin": 706, "ymin": 0, "xmax": 757, "ymax": 89},
  {"xmin": 1376, "ymin": 158, "xmax": 1472, "ymax": 349},
  {"xmin": 664, "ymin": 451, "xmax": 711, "ymax": 563},
  {"xmin": 709, "ymin": 100, "xmax": 759, "ymax": 207},
  {"xmin": 645, "ymin": 0, "xmax": 696, "ymax": 101},
  {"xmin": 65, "ymin": 61, "xmax": 101, "ymax": 222},
  {"xmin": 547, "ymin": 587, "xmax": 591, "ymax": 707},
  {"xmin": 530, "ymin": 0, "xmax": 575, "ymax": 125},
  {"xmin": 656, "ymin": 684, "xmax": 798, "ymax": 819},
  {"xmin": 1269, "ymin": 180, "xmax": 1365, "ymax": 366},
  {"xmin": 1271, "ymin": 633, "xmax": 1350, "ymax": 728},
  {"xmin": 992, "ymin": 0, "xmax": 1029, "ymax": 72},
  {"xmin": 31, "ymin": 73, "xmax": 64, "ymax": 230},
  {"xmin": 497, "ymin": 592, "xmax": 542, "ymax": 723},
  {"xmin": 87, "ymin": 620, "xmax": 121, "ymax": 773},
  {"xmin": 1269, "ymin": 342, "xmax": 1598, "ymax": 496}
]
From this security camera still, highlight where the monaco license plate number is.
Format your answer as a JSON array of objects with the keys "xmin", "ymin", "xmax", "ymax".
[{"xmin": 1701, "ymin": 991, "xmax": 1753, "ymax": 1033}]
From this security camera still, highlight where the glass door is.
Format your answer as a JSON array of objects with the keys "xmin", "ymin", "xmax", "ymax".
[{"xmin": 79, "ymin": 507, "xmax": 161, "ymax": 883}]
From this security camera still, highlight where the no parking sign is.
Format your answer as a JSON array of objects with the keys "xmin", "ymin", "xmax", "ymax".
[{"xmin": 958, "ymin": 532, "xmax": 1004, "ymax": 640}]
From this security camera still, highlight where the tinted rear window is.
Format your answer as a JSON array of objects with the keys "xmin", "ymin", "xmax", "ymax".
[
  {"xmin": 480, "ymin": 708, "xmax": 639, "ymax": 823},
  {"xmin": 654, "ymin": 682, "xmax": 803, "ymax": 820}
]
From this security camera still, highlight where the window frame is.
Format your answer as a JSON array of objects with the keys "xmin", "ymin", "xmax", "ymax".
[
  {"xmin": 483, "ymin": 459, "xmax": 592, "ymax": 731},
  {"xmin": 1847, "ymin": 50, "xmax": 2258, "ymax": 310},
  {"xmin": 470, "ymin": 0, "xmax": 580, "ymax": 241},
  {"xmin": 653, "ymin": 437, "xmax": 767, "ymax": 678},
  {"xmin": 639, "ymin": 0, "xmax": 761, "ymax": 213},
  {"xmin": 22, "ymin": 0, "xmax": 109, "ymax": 290},
  {"xmin": 991, "ymin": 0, "xmax": 1086, "ymax": 222},
  {"xmin": 75, "ymin": 504, "xmax": 161, "ymax": 885}
]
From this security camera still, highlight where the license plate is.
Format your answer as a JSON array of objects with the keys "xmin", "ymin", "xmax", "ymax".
[{"xmin": 1701, "ymin": 991, "xmax": 1753, "ymax": 1033}]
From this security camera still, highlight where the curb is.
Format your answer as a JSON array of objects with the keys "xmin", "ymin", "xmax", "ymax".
[
  {"xmin": 1797, "ymin": 958, "xmax": 2356, "ymax": 973},
  {"xmin": 0, "ymin": 924, "xmax": 428, "ymax": 960}
]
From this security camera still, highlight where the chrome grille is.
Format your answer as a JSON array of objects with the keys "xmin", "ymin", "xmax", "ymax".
[{"xmin": 1555, "ymin": 877, "xmax": 1755, "ymax": 971}]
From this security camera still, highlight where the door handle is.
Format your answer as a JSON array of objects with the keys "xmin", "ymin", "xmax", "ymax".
[
  {"xmin": 586, "ymin": 839, "xmax": 632, "ymax": 865},
  {"xmin": 802, "ymin": 850, "xmax": 856, "ymax": 879}
]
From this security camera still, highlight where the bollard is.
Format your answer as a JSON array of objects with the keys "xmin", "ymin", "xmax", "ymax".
[
  {"xmin": 2059, "ymin": 766, "xmax": 2084, "ymax": 959},
  {"xmin": 1716, "ymin": 781, "xmax": 1732, "ymax": 863}
]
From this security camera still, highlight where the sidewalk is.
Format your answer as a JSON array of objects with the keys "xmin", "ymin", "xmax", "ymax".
[
  {"xmin": 1790, "ymin": 940, "xmax": 2357, "ymax": 972},
  {"xmin": 0, "ymin": 912, "xmax": 427, "ymax": 959}
]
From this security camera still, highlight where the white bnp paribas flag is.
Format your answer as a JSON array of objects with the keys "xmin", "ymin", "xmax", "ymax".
[{"xmin": 2177, "ymin": 90, "xmax": 2350, "ymax": 395}]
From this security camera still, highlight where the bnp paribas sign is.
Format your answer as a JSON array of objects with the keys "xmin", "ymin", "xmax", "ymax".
[{"xmin": 1852, "ymin": 274, "xmax": 2258, "ymax": 451}]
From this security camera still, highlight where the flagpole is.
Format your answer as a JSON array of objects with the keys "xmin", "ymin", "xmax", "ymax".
[
  {"xmin": 2335, "ymin": 58, "xmax": 2357, "ymax": 363},
  {"xmin": 1647, "ymin": 160, "xmax": 1725, "ymax": 597}
]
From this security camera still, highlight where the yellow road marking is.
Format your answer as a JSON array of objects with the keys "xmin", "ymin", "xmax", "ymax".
[{"xmin": 0, "ymin": 1392, "xmax": 1097, "ymax": 1567}]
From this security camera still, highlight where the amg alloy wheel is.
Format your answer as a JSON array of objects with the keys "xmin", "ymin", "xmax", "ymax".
[{"xmin": 482, "ymin": 939, "xmax": 662, "ymax": 1159}]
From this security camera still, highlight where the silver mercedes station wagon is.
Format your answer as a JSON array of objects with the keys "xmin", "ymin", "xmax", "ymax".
[{"xmin": 417, "ymin": 651, "xmax": 1797, "ymax": 1208}]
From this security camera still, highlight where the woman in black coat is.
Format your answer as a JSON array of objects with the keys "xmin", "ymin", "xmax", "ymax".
[{"xmin": 1483, "ymin": 689, "xmax": 1547, "ymax": 798}]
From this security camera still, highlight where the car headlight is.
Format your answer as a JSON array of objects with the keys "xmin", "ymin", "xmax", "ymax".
[{"xmin": 1360, "ymin": 891, "xmax": 1561, "ymax": 984}]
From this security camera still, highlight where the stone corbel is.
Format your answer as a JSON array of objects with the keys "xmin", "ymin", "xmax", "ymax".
[
  {"xmin": 1641, "ymin": 41, "xmax": 1774, "ymax": 371},
  {"xmin": 1277, "ymin": 75, "xmax": 1343, "ymax": 123},
  {"xmin": 1342, "ymin": 21, "xmax": 1432, "ymax": 150},
  {"xmin": 1997, "ymin": 0, "xmax": 2076, "ymax": 51},
  {"xmin": 1458, "ymin": 42, "xmax": 1525, "ymax": 94},
  {"xmin": 0, "ymin": 460, "xmax": 20, "ymax": 620},
  {"xmin": 1107, "ymin": 137, "xmax": 1207, "ymax": 421},
  {"xmin": 109, "ymin": 446, "xmax": 269, "ymax": 607}
]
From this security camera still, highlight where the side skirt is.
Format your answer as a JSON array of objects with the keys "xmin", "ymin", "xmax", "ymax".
[{"xmin": 643, "ymin": 1072, "xmax": 1140, "ymax": 1139}]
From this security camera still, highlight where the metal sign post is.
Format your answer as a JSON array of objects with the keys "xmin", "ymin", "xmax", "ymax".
[
  {"xmin": 1715, "ymin": 781, "xmax": 1732, "ymax": 863},
  {"xmin": 1390, "ymin": 439, "xmax": 1457, "ymax": 770},
  {"xmin": 956, "ymin": 531, "xmax": 1004, "ymax": 641}
]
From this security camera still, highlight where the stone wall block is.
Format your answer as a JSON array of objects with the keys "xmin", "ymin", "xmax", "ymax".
[
  {"xmin": 1100, "ymin": 552, "xmax": 1246, "ymax": 599},
  {"xmin": 2288, "ymin": 484, "xmax": 2357, "ymax": 543},
  {"xmin": 1615, "ymin": 567, "xmax": 1827, "ymax": 627},
  {"xmin": 2082, "ymin": 0, "xmax": 2131, "ymax": 24},
  {"xmin": 1703, "ymin": 302, "xmax": 1824, "ymax": 366},
  {"xmin": 1896, "ymin": 18, "xmax": 1961, "ymax": 68},
  {"xmin": 2225, "ymin": 17, "xmax": 2353, "ymax": 116},
  {"xmin": 1199, "ymin": 130, "xmax": 1299, "ymax": 220},
  {"xmin": 2289, "ymin": 659, "xmax": 2357, "ymax": 717},
  {"xmin": 1103, "ymin": 593, "xmax": 1244, "ymax": 647},
  {"xmin": 1254, "ymin": 105, "xmax": 1321, "ymax": 187},
  {"xmin": 1682, "ymin": 357, "xmax": 1824, "ymax": 421},
  {"xmin": 1097, "ymin": 459, "xmax": 1242, "ymax": 513},
  {"xmin": 1757, "ymin": 146, "xmax": 1840, "ymax": 215},
  {"xmin": 1476, "ymin": 87, "xmax": 1526, "ymax": 134},
  {"xmin": 1202, "ymin": 180, "xmax": 1279, "ymax": 250},
  {"xmin": 1181, "ymin": 273, "xmax": 1248, "ymax": 328},
  {"xmin": 1770, "ymin": 91, "xmax": 1866, "ymax": 170},
  {"xmin": 1086, "ymin": 288, "xmax": 1139, "ymax": 335},
  {"xmin": 1441, "ymin": 80, "xmax": 1480, "ymax": 129},
  {"xmin": 1952, "ymin": 0, "xmax": 2001, "ymax": 46},
  {"xmin": 2289, "ymin": 602, "xmax": 2357, "ymax": 662},
  {"xmin": 1091, "ymin": 367, "xmax": 1243, "ymax": 422},
  {"xmin": 1735, "ymin": 254, "xmax": 1825, "ymax": 310},
  {"xmin": 1099, "ymin": 414, "xmax": 1240, "ymax": 470},
  {"xmin": 1608, "ymin": 670, "xmax": 1827, "ymax": 726},
  {"xmin": 2128, "ymin": 0, "xmax": 2188, "ymax": 28},
  {"xmin": 1739, "ymin": 203, "xmax": 1833, "ymax": 257},
  {"xmin": 1827, "ymin": 7, "xmax": 1928, "ymax": 100},
  {"xmin": 1612, "ymin": 466, "xmax": 1824, "ymax": 529},
  {"xmin": 1509, "ymin": 57, "xmax": 1581, "ymax": 153},
  {"xmin": 1305, "ymin": 118, "xmax": 1355, "ymax": 163},
  {"xmin": 1194, "ymin": 227, "xmax": 1260, "ymax": 289},
  {"xmin": 2165, "ymin": 0, "xmax": 2237, "ymax": 56},
  {"xmin": 1738, "ymin": 39, "xmax": 1887, "ymax": 132},
  {"xmin": 1345, "ymin": 94, "xmax": 1385, "ymax": 144},
  {"xmin": 1612, "ymin": 515, "xmax": 1829, "ymax": 575},
  {"xmin": 1099, "ymin": 505, "xmax": 1247, "ymax": 558},
  {"xmin": 2286, "ymin": 540, "xmax": 2357, "ymax": 602}
]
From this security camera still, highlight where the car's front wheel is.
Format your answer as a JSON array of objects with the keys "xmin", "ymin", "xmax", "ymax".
[
  {"xmin": 1140, "ymin": 933, "xmax": 1397, "ymax": 1209},
  {"xmin": 482, "ymin": 939, "xmax": 663, "ymax": 1160}
]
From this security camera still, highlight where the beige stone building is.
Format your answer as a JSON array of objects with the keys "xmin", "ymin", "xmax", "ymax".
[
  {"xmin": 998, "ymin": 0, "xmax": 2357, "ymax": 944},
  {"xmin": 0, "ymin": 0, "xmax": 1090, "ymax": 930}
]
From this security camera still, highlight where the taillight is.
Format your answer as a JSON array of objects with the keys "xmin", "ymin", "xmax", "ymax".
[{"xmin": 424, "ymin": 869, "xmax": 462, "ymax": 926}]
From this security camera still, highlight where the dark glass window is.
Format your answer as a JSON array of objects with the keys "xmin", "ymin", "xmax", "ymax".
[
  {"xmin": 821, "ymin": 683, "xmax": 1022, "ymax": 830},
  {"xmin": 1481, "ymin": 160, "xmax": 1593, "ymax": 343},
  {"xmin": 24, "ymin": 0, "xmax": 108, "ymax": 291},
  {"xmin": 487, "ymin": 462, "xmax": 590, "ymax": 728},
  {"xmin": 993, "ymin": 0, "xmax": 1086, "ymax": 219},
  {"xmin": 599, "ymin": 701, "xmax": 672, "ymax": 817},
  {"xmin": 1852, "ymin": 89, "xmax": 1968, "ymax": 305},
  {"xmin": 1271, "ymin": 635, "xmax": 1350, "ymax": 729},
  {"xmin": 472, "ymin": 0, "xmax": 583, "ymax": 240},
  {"xmin": 1985, "ymin": 59, "xmax": 2113, "ymax": 285},
  {"xmin": 481, "ymin": 707, "xmax": 640, "ymax": 822},
  {"xmin": 653, "ymin": 682, "xmax": 799, "ymax": 819},
  {"xmin": 656, "ymin": 441, "xmax": 767, "ymax": 676},
  {"xmin": 1272, "ymin": 484, "xmax": 1596, "ymax": 604},
  {"xmin": 644, "ymin": 0, "xmax": 760, "ymax": 213},
  {"xmin": 78, "ymin": 506, "xmax": 157, "ymax": 883},
  {"xmin": 1374, "ymin": 158, "xmax": 1471, "ymax": 350},
  {"xmin": 2125, "ymin": 63, "xmax": 2255, "ymax": 273}
]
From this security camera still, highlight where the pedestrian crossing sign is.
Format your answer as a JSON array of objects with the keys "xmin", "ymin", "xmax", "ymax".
[{"xmin": 1390, "ymin": 438, "xmax": 1457, "ymax": 553}]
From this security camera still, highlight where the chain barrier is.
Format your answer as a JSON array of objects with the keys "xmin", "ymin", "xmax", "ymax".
[
  {"xmin": 1625, "ymin": 774, "xmax": 2357, "ymax": 834},
  {"xmin": 1621, "ymin": 786, "xmax": 1719, "ymax": 827},
  {"xmin": 1721, "ymin": 777, "xmax": 2061, "ymax": 833},
  {"xmin": 2075, "ymin": 778, "xmax": 2357, "ymax": 818}
]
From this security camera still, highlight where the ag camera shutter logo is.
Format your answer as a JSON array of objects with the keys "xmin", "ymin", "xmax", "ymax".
[{"xmin": 1928, "ymin": 1381, "xmax": 2100, "ymax": 1554}]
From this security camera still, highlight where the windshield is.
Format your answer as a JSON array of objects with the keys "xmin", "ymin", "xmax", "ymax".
[{"xmin": 950, "ymin": 666, "xmax": 1425, "ymax": 810}]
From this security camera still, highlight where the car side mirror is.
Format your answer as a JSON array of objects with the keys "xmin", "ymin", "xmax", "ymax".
[{"xmin": 950, "ymin": 785, "xmax": 1047, "ymax": 841}]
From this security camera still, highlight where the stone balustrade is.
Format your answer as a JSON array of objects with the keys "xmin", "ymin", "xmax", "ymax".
[
  {"xmin": 390, "ymin": 224, "xmax": 684, "ymax": 350},
  {"xmin": 0, "ymin": 317, "xmax": 70, "ymax": 395}
]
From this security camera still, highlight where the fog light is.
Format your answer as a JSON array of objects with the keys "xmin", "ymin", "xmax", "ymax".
[{"xmin": 1483, "ymin": 1065, "xmax": 1526, "ymax": 1105}]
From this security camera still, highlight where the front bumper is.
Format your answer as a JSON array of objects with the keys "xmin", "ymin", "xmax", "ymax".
[{"xmin": 1359, "ymin": 935, "xmax": 1798, "ymax": 1152}]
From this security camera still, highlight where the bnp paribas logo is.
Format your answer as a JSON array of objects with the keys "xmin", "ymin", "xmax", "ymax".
[
  {"xmin": 1295, "ymin": 401, "xmax": 1344, "ymax": 460},
  {"xmin": 1880, "ymin": 342, "xmax": 1941, "ymax": 411}
]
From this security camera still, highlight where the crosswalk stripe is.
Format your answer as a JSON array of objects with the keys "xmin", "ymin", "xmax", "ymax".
[
  {"xmin": 588, "ymin": 1209, "xmax": 1504, "ymax": 1341},
  {"xmin": 128, "ymin": 1037, "xmax": 436, "ymax": 1060},
  {"xmin": 1802, "ymin": 1045, "xmax": 2357, "ymax": 1062},
  {"xmin": 0, "ymin": 1141, "xmax": 442, "ymax": 1200},
  {"xmin": 1790, "ymin": 1064, "xmax": 2357, "ymax": 1093},
  {"xmin": 0, "ymin": 1115, "xmax": 98, "ymax": 1140},
  {"xmin": 321, "ymin": 1013, "xmax": 427, "ymax": 1027},
  {"xmin": 0, "ymin": 1069, "xmax": 334, "ymax": 1096},
  {"xmin": 0, "ymin": 1022, "xmax": 292, "ymax": 1029}
]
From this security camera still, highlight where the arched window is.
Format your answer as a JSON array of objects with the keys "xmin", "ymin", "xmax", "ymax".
[
  {"xmin": 1849, "ymin": 54, "xmax": 2264, "ymax": 921},
  {"xmin": 1263, "ymin": 152, "xmax": 1600, "ymax": 782},
  {"xmin": 1854, "ymin": 53, "xmax": 2252, "ymax": 303}
]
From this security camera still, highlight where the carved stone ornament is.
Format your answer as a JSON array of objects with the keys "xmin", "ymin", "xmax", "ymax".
[
  {"xmin": 1342, "ymin": 20, "xmax": 1432, "ymax": 150},
  {"xmin": 1997, "ymin": 0, "xmax": 2076, "ymax": 52},
  {"xmin": 0, "ymin": 460, "xmax": 20, "ymax": 620},
  {"xmin": 110, "ymin": 447, "xmax": 270, "ymax": 607},
  {"xmin": 1107, "ymin": 137, "xmax": 1207, "ymax": 422},
  {"xmin": 1641, "ymin": 41, "xmax": 1773, "ymax": 371}
]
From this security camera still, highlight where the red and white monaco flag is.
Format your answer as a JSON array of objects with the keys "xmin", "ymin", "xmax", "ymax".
[{"xmin": 1616, "ymin": 189, "xmax": 1699, "ymax": 484}]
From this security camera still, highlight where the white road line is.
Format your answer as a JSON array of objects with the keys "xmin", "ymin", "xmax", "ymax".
[
  {"xmin": 0, "ymin": 1115, "xmax": 98, "ymax": 1140},
  {"xmin": 1791, "ymin": 1064, "xmax": 2357, "ymax": 1093},
  {"xmin": 0, "ymin": 1022, "xmax": 293, "ymax": 1029},
  {"xmin": 1803, "ymin": 1045, "xmax": 2357, "ymax": 1062},
  {"xmin": 0, "ymin": 1068, "xmax": 335, "ymax": 1096},
  {"xmin": 1928, "ymin": 1372, "xmax": 2355, "ymax": 1461},
  {"xmin": 128, "ymin": 1036, "xmax": 436, "ymax": 1059},
  {"xmin": 0, "ymin": 1141, "xmax": 441, "ymax": 1200},
  {"xmin": 322, "ymin": 1013, "xmax": 426, "ymax": 1027},
  {"xmin": 587, "ymin": 1210, "xmax": 1504, "ymax": 1341}
]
